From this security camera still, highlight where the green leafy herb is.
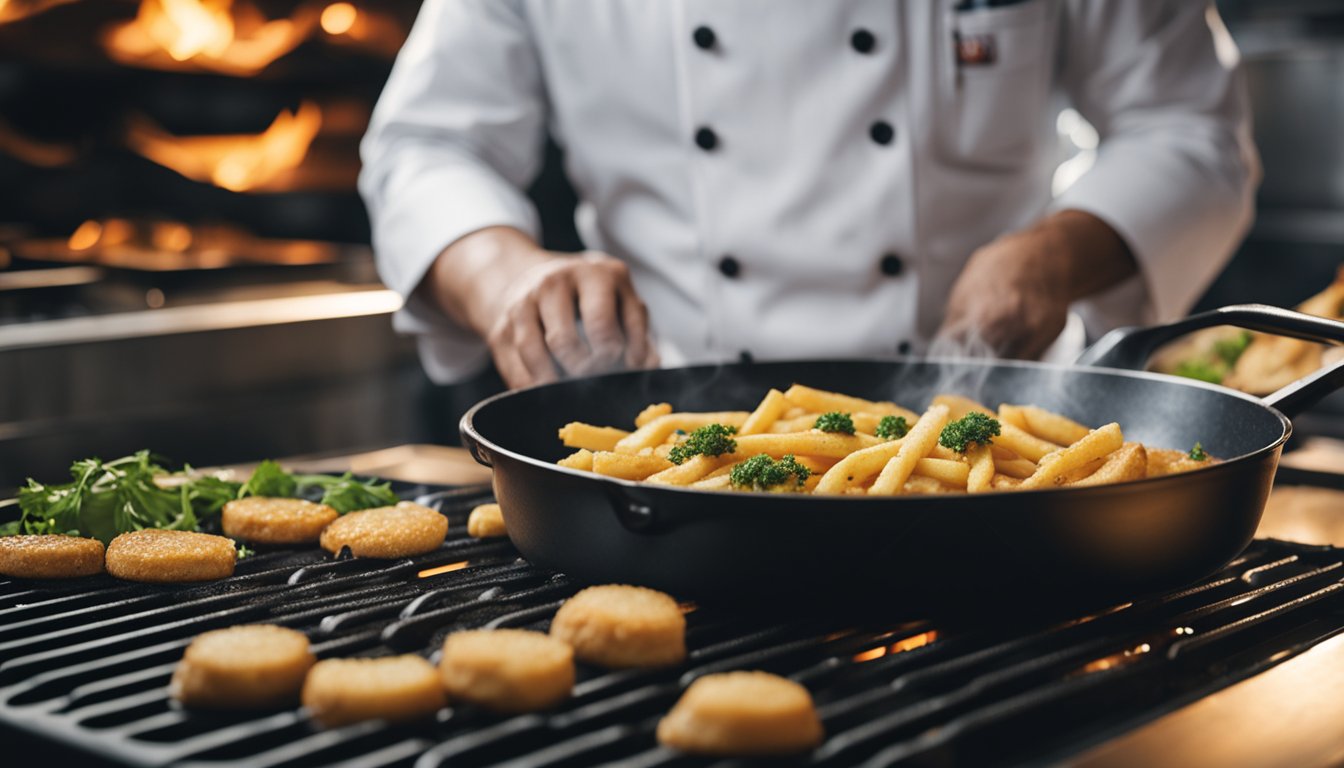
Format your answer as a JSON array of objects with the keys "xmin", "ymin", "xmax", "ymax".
[
  {"xmin": 239, "ymin": 459, "xmax": 297, "ymax": 498},
  {"xmin": 8, "ymin": 452, "xmax": 401, "ymax": 544},
  {"xmin": 13, "ymin": 452, "xmax": 218, "ymax": 544},
  {"xmin": 1174, "ymin": 360, "xmax": 1225, "ymax": 385},
  {"xmin": 875, "ymin": 415, "xmax": 909, "ymax": 440},
  {"xmin": 729, "ymin": 454, "xmax": 811, "ymax": 492},
  {"xmin": 294, "ymin": 472, "xmax": 400, "ymax": 513},
  {"xmin": 667, "ymin": 424, "xmax": 739, "ymax": 465},
  {"xmin": 813, "ymin": 412, "xmax": 855, "ymax": 435},
  {"xmin": 1188, "ymin": 442, "xmax": 1209, "ymax": 461},
  {"xmin": 938, "ymin": 413, "xmax": 1001, "ymax": 453},
  {"xmin": 236, "ymin": 542, "xmax": 255, "ymax": 560},
  {"xmin": 1214, "ymin": 331, "xmax": 1253, "ymax": 367}
]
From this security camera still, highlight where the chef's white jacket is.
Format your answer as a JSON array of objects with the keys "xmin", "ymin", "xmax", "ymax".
[{"xmin": 360, "ymin": 0, "xmax": 1259, "ymax": 383}]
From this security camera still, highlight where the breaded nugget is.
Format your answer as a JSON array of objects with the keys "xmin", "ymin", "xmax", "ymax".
[
  {"xmin": 170, "ymin": 624, "xmax": 314, "ymax": 709},
  {"xmin": 222, "ymin": 497, "xmax": 338, "ymax": 544},
  {"xmin": 657, "ymin": 671, "xmax": 824, "ymax": 756},
  {"xmin": 319, "ymin": 501, "xmax": 447, "ymax": 558},
  {"xmin": 105, "ymin": 529, "xmax": 236, "ymax": 582},
  {"xmin": 439, "ymin": 629, "xmax": 574, "ymax": 713},
  {"xmin": 302, "ymin": 655, "xmax": 446, "ymax": 727},
  {"xmin": 0, "ymin": 535, "xmax": 104, "ymax": 579},
  {"xmin": 550, "ymin": 584, "xmax": 686, "ymax": 668},
  {"xmin": 466, "ymin": 503, "xmax": 507, "ymax": 538}
]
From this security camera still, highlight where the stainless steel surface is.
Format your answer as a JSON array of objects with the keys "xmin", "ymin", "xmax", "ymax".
[
  {"xmin": 0, "ymin": 288, "xmax": 423, "ymax": 489},
  {"xmin": 0, "ymin": 287, "xmax": 401, "ymax": 351}
]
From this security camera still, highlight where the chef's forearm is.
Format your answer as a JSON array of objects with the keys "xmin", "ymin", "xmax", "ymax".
[
  {"xmin": 1030, "ymin": 209, "xmax": 1138, "ymax": 303},
  {"xmin": 421, "ymin": 226, "xmax": 550, "ymax": 336}
]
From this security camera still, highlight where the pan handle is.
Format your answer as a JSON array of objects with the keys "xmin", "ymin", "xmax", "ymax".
[{"xmin": 1076, "ymin": 303, "xmax": 1344, "ymax": 418}]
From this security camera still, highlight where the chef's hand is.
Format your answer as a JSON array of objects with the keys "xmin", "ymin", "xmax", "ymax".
[
  {"xmin": 422, "ymin": 226, "xmax": 659, "ymax": 389},
  {"xmin": 938, "ymin": 210, "xmax": 1138, "ymax": 360}
]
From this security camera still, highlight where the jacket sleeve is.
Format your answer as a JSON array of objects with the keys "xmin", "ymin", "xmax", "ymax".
[
  {"xmin": 358, "ymin": 0, "xmax": 546, "ymax": 383},
  {"xmin": 1053, "ymin": 0, "xmax": 1260, "ymax": 324}
]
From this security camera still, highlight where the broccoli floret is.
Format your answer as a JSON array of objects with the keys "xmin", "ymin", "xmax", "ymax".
[
  {"xmin": 729, "ymin": 454, "xmax": 811, "ymax": 492},
  {"xmin": 875, "ymin": 415, "xmax": 909, "ymax": 440},
  {"xmin": 1174, "ymin": 360, "xmax": 1226, "ymax": 385},
  {"xmin": 1188, "ymin": 442, "xmax": 1209, "ymax": 461},
  {"xmin": 938, "ymin": 412, "xmax": 1001, "ymax": 452},
  {"xmin": 813, "ymin": 411, "xmax": 855, "ymax": 434},
  {"xmin": 668, "ymin": 423, "xmax": 738, "ymax": 465},
  {"xmin": 1213, "ymin": 331, "xmax": 1253, "ymax": 366}
]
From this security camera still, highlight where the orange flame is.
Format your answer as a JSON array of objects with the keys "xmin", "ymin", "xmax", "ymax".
[
  {"xmin": 127, "ymin": 101, "xmax": 322, "ymax": 193},
  {"xmin": 0, "ymin": 0, "xmax": 78, "ymax": 24},
  {"xmin": 103, "ymin": 0, "xmax": 315, "ymax": 76},
  {"xmin": 418, "ymin": 561, "xmax": 470, "ymax": 578},
  {"xmin": 852, "ymin": 630, "xmax": 939, "ymax": 663}
]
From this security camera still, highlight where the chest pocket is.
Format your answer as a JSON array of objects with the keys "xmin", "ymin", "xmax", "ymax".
[{"xmin": 935, "ymin": 0, "xmax": 1056, "ymax": 171}]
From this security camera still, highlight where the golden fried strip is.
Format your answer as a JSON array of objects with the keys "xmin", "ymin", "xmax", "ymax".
[
  {"xmin": 966, "ymin": 444, "xmax": 995, "ymax": 493},
  {"xmin": 999, "ymin": 404, "xmax": 1090, "ymax": 446},
  {"xmin": 991, "ymin": 474, "xmax": 1023, "ymax": 490},
  {"xmin": 739, "ymin": 389, "xmax": 789, "ymax": 436},
  {"xmin": 635, "ymin": 403, "xmax": 673, "ymax": 427},
  {"xmin": 783, "ymin": 384, "xmax": 917, "ymax": 421},
  {"xmin": 993, "ymin": 456, "xmax": 1037, "ymax": 479},
  {"xmin": 558, "ymin": 423, "xmax": 630, "ymax": 452},
  {"xmin": 690, "ymin": 475, "xmax": 732, "ymax": 491},
  {"xmin": 1021, "ymin": 423, "xmax": 1124, "ymax": 489},
  {"xmin": 1071, "ymin": 443, "xmax": 1148, "ymax": 487},
  {"xmin": 730, "ymin": 432, "xmax": 883, "ymax": 460},
  {"xmin": 815, "ymin": 439, "xmax": 905, "ymax": 494},
  {"xmin": 558, "ymin": 449, "xmax": 595, "ymax": 471},
  {"xmin": 592, "ymin": 452, "xmax": 674, "ymax": 480},
  {"xmin": 614, "ymin": 412, "xmax": 750, "ymax": 453},
  {"xmin": 994, "ymin": 423, "xmax": 1064, "ymax": 463},
  {"xmin": 870, "ymin": 404, "xmax": 951, "ymax": 495},
  {"xmin": 646, "ymin": 455, "xmax": 726, "ymax": 486},
  {"xmin": 913, "ymin": 458, "xmax": 969, "ymax": 488}
]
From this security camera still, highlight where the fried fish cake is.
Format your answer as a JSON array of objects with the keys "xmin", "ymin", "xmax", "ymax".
[
  {"xmin": 222, "ymin": 497, "xmax": 339, "ymax": 544},
  {"xmin": 318, "ymin": 501, "xmax": 447, "ymax": 558},
  {"xmin": 466, "ymin": 503, "xmax": 507, "ymax": 538},
  {"xmin": 302, "ymin": 655, "xmax": 446, "ymax": 727},
  {"xmin": 0, "ymin": 535, "xmax": 104, "ymax": 579},
  {"xmin": 656, "ymin": 671, "xmax": 824, "ymax": 756},
  {"xmin": 170, "ymin": 624, "xmax": 315, "ymax": 709},
  {"xmin": 439, "ymin": 629, "xmax": 574, "ymax": 713},
  {"xmin": 549, "ymin": 584, "xmax": 686, "ymax": 668},
  {"xmin": 105, "ymin": 529, "xmax": 236, "ymax": 583}
]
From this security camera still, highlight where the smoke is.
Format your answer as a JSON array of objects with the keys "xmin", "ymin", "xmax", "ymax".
[{"xmin": 921, "ymin": 327, "xmax": 1001, "ymax": 407}]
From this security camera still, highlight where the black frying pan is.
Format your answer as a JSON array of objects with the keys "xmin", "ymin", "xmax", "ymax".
[{"xmin": 461, "ymin": 305, "xmax": 1344, "ymax": 611}]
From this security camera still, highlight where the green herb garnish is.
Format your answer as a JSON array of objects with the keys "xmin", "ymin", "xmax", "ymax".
[
  {"xmin": 667, "ymin": 424, "xmax": 739, "ymax": 465},
  {"xmin": 729, "ymin": 454, "xmax": 811, "ymax": 492},
  {"xmin": 938, "ymin": 413, "xmax": 1001, "ymax": 453},
  {"xmin": 813, "ymin": 412, "xmax": 856, "ymax": 435},
  {"xmin": 875, "ymin": 415, "xmax": 909, "ymax": 440},
  {"xmin": 1188, "ymin": 442, "xmax": 1209, "ymax": 461}
]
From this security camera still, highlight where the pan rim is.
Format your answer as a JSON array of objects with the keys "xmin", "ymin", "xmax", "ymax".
[{"xmin": 461, "ymin": 358, "xmax": 1292, "ymax": 501}]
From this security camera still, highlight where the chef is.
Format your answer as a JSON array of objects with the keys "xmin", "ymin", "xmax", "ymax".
[{"xmin": 360, "ymin": 0, "xmax": 1259, "ymax": 390}]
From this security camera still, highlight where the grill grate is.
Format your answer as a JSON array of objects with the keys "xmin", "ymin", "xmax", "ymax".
[{"xmin": 3, "ymin": 483, "xmax": 1343, "ymax": 767}]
